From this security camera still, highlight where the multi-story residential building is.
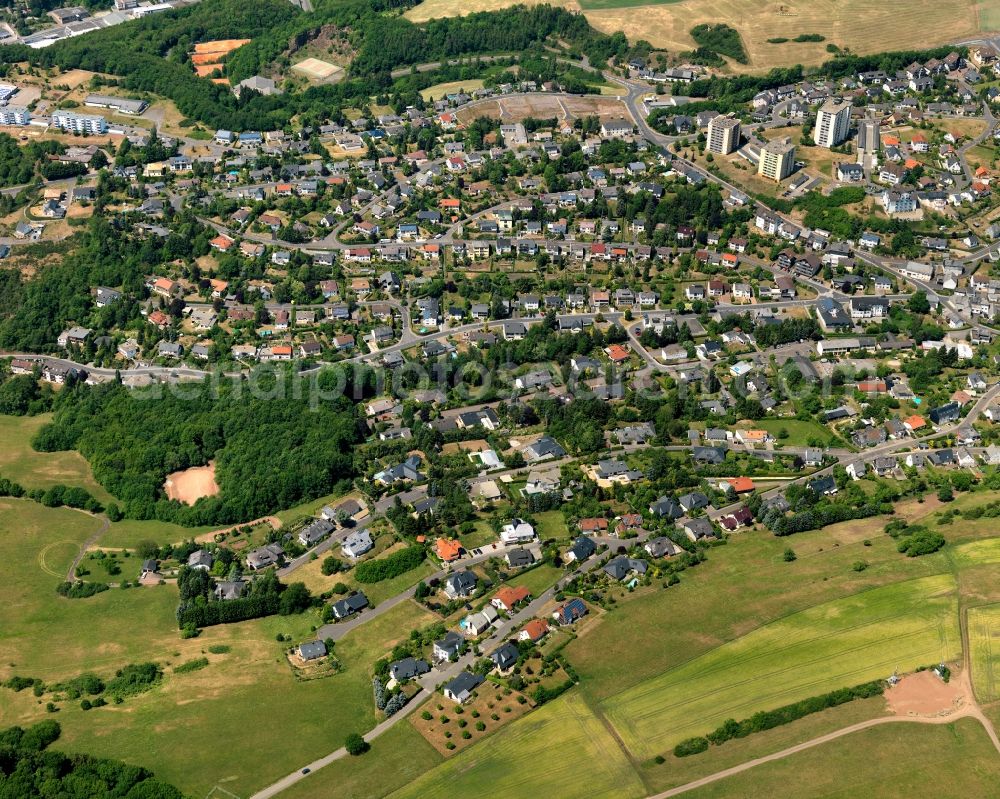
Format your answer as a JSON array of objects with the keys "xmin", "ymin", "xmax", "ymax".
[
  {"xmin": 758, "ymin": 137, "xmax": 796, "ymax": 181},
  {"xmin": 707, "ymin": 115, "xmax": 740, "ymax": 155},
  {"xmin": 813, "ymin": 98, "xmax": 851, "ymax": 148},
  {"xmin": 0, "ymin": 106, "xmax": 30, "ymax": 126},
  {"xmin": 51, "ymin": 112, "xmax": 107, "ymax": 134}
]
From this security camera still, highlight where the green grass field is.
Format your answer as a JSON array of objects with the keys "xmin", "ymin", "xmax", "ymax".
[
  {"xmin": 0, "ymin": 496, "xmax": 439, "ymax": 797},
  {"xmin": 506, "ymin": 563, "xmax": 562, "ymax": 597},
  {"xmin": 969, "ymin": 604, "xmax": 1000, "ymax": 703},
  {"xmin": 99, "ymin": 518, "xmax": 215, "ymax": 550},
  {"xmin": 757, "ymin": 418, "xmax": 841, "ymax": 447},
  {"xmin": 565, "ymin": 519, "xmax": 951, "ymax": 703},
  {"xmin": 682, "ymin": 718, "xmax": 1000, "ymax": 799},
  {"xmin": 0, "ymin": 499, "xmax": 194, "ymax": 681},
  {"xmin": 601, "ymin": 574, "xmax": 960, "ymax": 759},
  {"xmin": 50, "ymin": 600, "xmax": 437, "ymax": 798},
  {"xmin": 533, "ymin": 509, "xmax": 569, "ymax": 541},
  {"xmin": 280, "ymin": 723, "xmax": 443, "ymax": 799},
  {"xmin": 388, "ymin": 692, "xmax": 645, "ymax": 799},
  {"xmin": 0, "ymin": 413, "xmax": 114, "ymax": 503}
]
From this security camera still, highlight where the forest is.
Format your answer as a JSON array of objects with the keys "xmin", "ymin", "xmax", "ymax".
[
  {"xmin": 0, "ymin": 0, "xmax": 628, "ymax": 130},
  {"xmin": 32, "ymin": 376, "xmax": 360, "ymax": 524},
  {"xmin": 0, "ymin": 720, "xmax": 185, "ymax": 798}
]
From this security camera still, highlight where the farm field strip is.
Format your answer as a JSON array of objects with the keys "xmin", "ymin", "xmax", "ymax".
[
  {"xmin": 969, "ymin": 604, "xmax": 1000, "ymax": 703},
  {"xmin": 387, "ymin": 692, "xmax": 645, "ymax": 799},
  {"xmin": 679, "ymin": 717, "xmax": 1000, "ymax": 799},
  {"xmin": 601, "ymin": 574, "xmax": 960, "ymax": 759}
]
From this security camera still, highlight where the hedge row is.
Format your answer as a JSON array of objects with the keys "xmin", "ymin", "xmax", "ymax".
[
  {"xmin": 674, "ymin": 680, "xmax": 885, "ymax": 757},
  {"xmin": 354, "ymin": 545, "xmax": 425, "ymax": 584}
]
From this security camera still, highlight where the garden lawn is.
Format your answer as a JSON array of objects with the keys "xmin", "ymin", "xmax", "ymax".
[
  {"xmin": 533, "ymin": 509, "xmax": 569, "ymax": 541},
  {"xmin": 601, "ymin": 574, "xmax": 960, "ymax": 760},
  {"xmin": 0, "ymin": 413, "xmax": 115, "ymax": 503},
  {"xmin": 757, "ymin": 418, "xmax": 840, "ymax": 447},
  {"xmin": 387, "ymin": 692, "xmax": 644, "ymax": 799},
  {"xmin": 681, "ymin": 718, "xmax": 1000, "ymax": 799},
  {"xmin": 506, "ymin": 563, "xmax": 562, "ymax": 597}
]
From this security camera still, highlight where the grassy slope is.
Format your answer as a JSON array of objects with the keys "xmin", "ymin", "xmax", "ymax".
[
  {"xmin": 51, "ymin": 600, "xmax": 437, "ymax": 798},
  {"xmin": 0, "ymin": 413, "xmax": 115, "ymax": 503},
  {"xmin": 602, "ymin": 573, "xmax": 960, "ymax": 759},
  {"xmin": 0, "ymin": 495, "xmax": 438, "ymax": 797},
  {"xmin": 566, "ymin": 520, "xmax": 951, "ymax": 703},
  {"xmin": 280, "ymin": 723, "xmax": 443, "ymax": 799},
  {"xmin": 388, "ymin": 692, "xmax": 645, "ymax": 799},
  {"xmin": 682, "ymin": 718, "xmax": 1000, "ymax": 799}
]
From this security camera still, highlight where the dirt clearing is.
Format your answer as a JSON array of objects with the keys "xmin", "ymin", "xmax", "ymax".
[
  {"xmin": 164, "ymin": 462, "xmax": 220, "ymax": 505},
  {"xmin": 887, "ymin": 669, "xmax": 965, "ymax": 717}
]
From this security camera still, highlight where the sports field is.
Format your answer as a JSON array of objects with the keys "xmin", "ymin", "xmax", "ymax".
[
  {"xmin": 682, "ymin": 717, "xmax": 1000, "ymax": 799},
  {"xmin": 292, "ymin": 57, "xmax": 345, "ymax": 82},
  {"xmin": 405, "ymin": 0, "xmax": 981, "ymax": 70},
  {"xmin": 969, "ymin": 603, "xmax": 1000, "ymax": 703},
  {"xmin": 388, "ymin": 692, "xmax": 645, "ymax": 799},
  {"xmin": 601, "ymin": 574, "xmax": 960, "ymax": 759}
]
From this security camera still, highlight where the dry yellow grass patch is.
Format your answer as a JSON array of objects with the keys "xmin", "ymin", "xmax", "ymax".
[{"xmin": 410, "ymin": 0, "xmax": 980, "ymax": 72}]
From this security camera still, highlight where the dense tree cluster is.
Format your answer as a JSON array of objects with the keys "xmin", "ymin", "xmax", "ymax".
[
  {"xmin": 33, "ymin": 376, "xmax": 358, "ymax": 524},
  {"xmin": 176, "ymin": 567, "xmax": 313, "ymax": 628},
  {"xmin": 0, "ymin": 721, "xmax": 185, "ymax": 798},
  {"xmin": 353, "ymin": 545, "xmax": 425, "ymax": 583}
]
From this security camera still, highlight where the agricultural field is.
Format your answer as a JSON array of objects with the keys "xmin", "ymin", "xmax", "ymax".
[
  {"xmin": 565, "ymin": 515, "xmax": 952, "ymax": 703},
  {"xmin": 406, "ymin": 0, "xmax": 981, "ymax": 71},
  {"xmin": 387, "ymin": 692, "xmax": 645, "ymax": 799},
  {"xmin": 681, "ymin": 718, "xmax": 1000, "ymax": 798},
  {"xmin": 0, "ymin": 413, "xmax": 114, "ymax": 503},
  {"xmin": 641, "ymin": 694, "xmax": 889, "ymax": 793},
  {"xmin": 969, "ymin": 604, "xmax": 1000, "ymax": 703},
  {"xmin": 601, "ymin": 574, "xmax": 960, "ymax": 759}
]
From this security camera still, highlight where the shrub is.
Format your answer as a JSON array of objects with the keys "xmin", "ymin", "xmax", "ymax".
[
  {"xmin": 321, "ymin": 556, "xmax": 342, "ymax": 576},
  {"xmin": 56, "ymin": 581, "xmax": 109, "ymax": 599},
  {"xmin": 345, "ymin": 732, "xmax": 369, "ymax": 756},
  {"xmin": 207, "ymin": 645, "xmax": 231, "ymax": 654},
  {"xmin": 354, "ymin": 546, "xmax": 425, "ymax": 584},
  {"xmin": 782, "ymin": 548, "xmax": 797, "ymax": 562},
  {"xmin": 689, "ymin": 23, "xmax": 748, "ymax": 63},
  {"xmin": 104, "ymin": 663, "xmax": 161, "ymax": 700},
  {"xmin": 897, "ymin": 530, "xmax": 945, "ymax": 557},
  {"xmin": 674, "ymin": 737, "xmax": 709, "ymax": 757},
  {"xmin": 174, "ymin": 657, "xmax": 209, "ymax": 674}
]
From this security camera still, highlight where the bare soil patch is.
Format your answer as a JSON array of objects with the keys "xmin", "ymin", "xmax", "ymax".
[
  {"xmin": 164, "ymin": 462, "xmax": 220, "ymax": 505},
  {"xmin": 887, "ymin": 669, "xmax": 966, "ymax": 717}
]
